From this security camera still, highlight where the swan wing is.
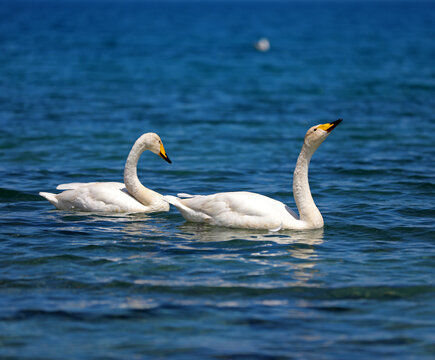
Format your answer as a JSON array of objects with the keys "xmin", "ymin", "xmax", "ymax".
[{"xmin": 53, "ymin": 182, "xmax": 149, "ymax": 212}]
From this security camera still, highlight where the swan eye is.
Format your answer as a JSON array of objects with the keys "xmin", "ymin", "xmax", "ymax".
[{"xmin": 313, "ymin": 129, "xmax": 317, "ymax": 132}]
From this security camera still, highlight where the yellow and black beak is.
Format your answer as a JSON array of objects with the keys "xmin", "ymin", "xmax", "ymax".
[
  {"xmin": 317, "ymin": 119, "xmax": 342, "ymax": 133},
  {"xmin": 159, "ymin": 143, "xmax": 172, "ymax": 164}
]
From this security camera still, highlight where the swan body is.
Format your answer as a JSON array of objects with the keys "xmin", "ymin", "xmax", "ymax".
[
  {"xmin": 40, "ymin": 133, "xmax": 172, "ymax": 213},
  {"xmin": 165, "ymin": 191, "xmax": 301, "ymax": 230},
  {"xmin": 164, "ymin": 120, "xmax": 342, "ymax": 230}
]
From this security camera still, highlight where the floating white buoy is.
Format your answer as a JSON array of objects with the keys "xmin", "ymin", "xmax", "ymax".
[{"xmin": 254, "ymin": 37, "xmax": 270, "ymax": 52}]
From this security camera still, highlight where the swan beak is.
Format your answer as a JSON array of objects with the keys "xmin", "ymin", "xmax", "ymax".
[
  {"xmin": 317, "ymin": 119, "xmax": 342, "ymax": 133},
  {"xmin": 159, "ymin": 143, "xmax": 172, "ymax": 164}
]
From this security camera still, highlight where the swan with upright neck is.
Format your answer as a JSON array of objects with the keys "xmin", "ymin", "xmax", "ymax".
[
  {"xmin": 164, "ymin": 120, "xmax": 342, "ymax": 230},
  {"xmin": 39, "ymin": 133, "xmax": 172, "ymax": 213}
]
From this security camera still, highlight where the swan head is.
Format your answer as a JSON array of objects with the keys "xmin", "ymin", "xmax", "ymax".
[
  {"xmin": 304, "ymin": 119, "xmax": 342, "ymax": 149},
  {"xmin": 141, "ymin": 133, "xmax": 172, "ymax": 163}
]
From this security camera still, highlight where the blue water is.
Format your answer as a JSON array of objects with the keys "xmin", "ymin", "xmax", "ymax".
[{"xmin": 1, "ymin": 1, "xmax": 435, "ymax": 359}]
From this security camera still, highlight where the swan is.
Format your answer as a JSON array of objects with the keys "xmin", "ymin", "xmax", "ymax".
[
  {"xmin": 39, "ymin": 132, "xmax": 172, "ymax": 213},
  {"xmin": 164, "ymin": 119, "xmax": 342, "ymax": 230}
]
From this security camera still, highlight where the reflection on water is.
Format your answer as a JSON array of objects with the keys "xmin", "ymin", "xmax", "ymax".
[
  {"xmin": 51, "ymin": 211, "xmax": 163, "ymax": 236},
  {"xmin": 178, "ymin": 223, "xmax": 324, "ymax": 286},
  {"xmin": 177, "ymin": 222, "xmax": 324, "ymax": 246},
  {"xmin": 45, "ymin": 211, "xmax": 325, "ymax": 286}
]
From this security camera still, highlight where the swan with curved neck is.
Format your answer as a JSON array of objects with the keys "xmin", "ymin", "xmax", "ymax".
[
  {"xmin": 164, "ymin": 120, "xmax": 342, "ymax": 230},
  {"xmin": 40, "ymin": 133, "xmax": 172, "ymax": 213}
]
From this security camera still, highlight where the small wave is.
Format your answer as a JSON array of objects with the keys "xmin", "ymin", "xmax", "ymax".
[
  {"xmin": 0, "ymin": 188, "xmax": 40, "ymax": 202},
  {"xmin": 0, "ymin": 254, "xmax": 113, "ymax": 267},
  {"xmin": 342, "ymin": 336, "xmax": 419, "ymax": 346}
]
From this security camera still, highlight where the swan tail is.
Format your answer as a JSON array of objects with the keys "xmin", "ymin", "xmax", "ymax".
[
  {"xmin": 163, "ymin": 195, "xmax": 184, "ymax": 208},
  {"xmin": 39, "ymin": 192, "xmax": 59, "ymax": 207},
  {"xmin": 163, "ymin": 195, "xmax": 211, "ymax": 223},
  {"xmin": 57, "ymin": 182, "xmax": 93, "ymax": 190}
]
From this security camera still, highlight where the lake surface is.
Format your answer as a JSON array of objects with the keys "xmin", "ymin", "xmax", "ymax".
[{"xmin": 0, "ymin": 1, "xmax": 434, "ymax": 359}]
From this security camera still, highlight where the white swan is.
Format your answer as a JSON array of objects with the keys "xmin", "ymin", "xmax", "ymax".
[
  {"xmin": 40, "ymin": 133, "xmax": 172, "ymax": 213},
  {"xmin": 164, "ymin": 120, "xmax": 342, "ymax": 230}
]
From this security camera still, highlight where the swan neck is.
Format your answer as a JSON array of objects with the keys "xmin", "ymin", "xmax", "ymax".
[
  {"xmin": 292, "ymin": 143, "xmax": 323, "ymax": 228},
  {"xmin": 124, "ymin": 137, "xmax": 161, "ymax": 206}
]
